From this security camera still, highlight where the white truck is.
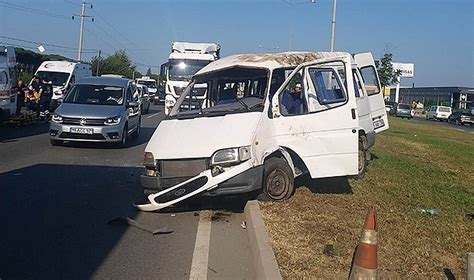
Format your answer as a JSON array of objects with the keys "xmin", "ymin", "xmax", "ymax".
[
  {"xmin": 0, "ymin": 46, "xmax": 17, "ymax": 121},
  {"xmin": 163, "ymin": 42, "xmax": 221, "ymax": 115},
  {"xmin": 34, "ymin": 61, "xmax": 92, "ymax": 109},
  {"xmin": 137, "ymin": 51, "xmax": 389, "ymax": 211}
]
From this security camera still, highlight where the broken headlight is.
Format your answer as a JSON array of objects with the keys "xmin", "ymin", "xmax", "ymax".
[
  {"xmin": 211, "ymin": 146, "xmax": 251, "ymax": 166},
  {"xmin": 143, "ymin": 152, "xmax": 158, "ymax": 176}
]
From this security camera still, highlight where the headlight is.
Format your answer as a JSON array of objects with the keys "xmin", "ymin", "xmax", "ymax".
[
  {"xmin": 211, "ymin": 146, "xmax": 251, "ymax": 166},
  {"xmin": 143, "ymin": 152, "xmax": 156, "ymax": 168},
  {"xmin": 51, "ymin": 114, "xmax": 63, "ymax": 123},
  {"xmin": 104, "ymin": 116, "xmax": 121, "ymax": 126}
]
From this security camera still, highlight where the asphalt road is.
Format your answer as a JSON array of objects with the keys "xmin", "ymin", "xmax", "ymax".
[
  {"xmin": 411, "ymin": 115, "xmax": 474, "ymax": 133},
  {"xmin": 0, "ymin": 104, "xmax": 253, "ymax": 280}
]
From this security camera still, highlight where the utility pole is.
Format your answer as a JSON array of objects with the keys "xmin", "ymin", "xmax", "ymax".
[
  {"xmin": 329, "ymin": 0, "xmax": 337, "ymax": 52},
  {"xmin": 96, "ymin": 50, "xmax": 101, "ymax": 76},
  {"xmin": 73, "ymin": 1, "xmax": 93, "ymax": 61}
]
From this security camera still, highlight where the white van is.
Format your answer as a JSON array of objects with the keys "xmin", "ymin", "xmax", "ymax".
[
  {"xmin": 425, "ymin": 105, "xmax": 452, "ymax": 121},
  {"xmin": 0, "ymin": 46, "xmax": 17, "ymax": 120},
  {"xmin": 136, "ymin": 52, "xmax": 388, "ymax": 211},
  {"xmin": 34, "ymin": 61, "xmax": 92, "ymax": 104}
]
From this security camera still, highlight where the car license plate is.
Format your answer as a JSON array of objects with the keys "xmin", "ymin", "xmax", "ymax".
[
  {"xmin": 70, "ymin": 127, "xmax": 94, "ymax": 134},
  {"xmin": 373, "ymin": 119, "xmax": 385, "ymax": 129}
]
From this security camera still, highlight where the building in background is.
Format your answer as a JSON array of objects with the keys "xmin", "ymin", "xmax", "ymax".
[{"xmin": 389, "ymin": 87, "xmax": 473, "ymax": 110}]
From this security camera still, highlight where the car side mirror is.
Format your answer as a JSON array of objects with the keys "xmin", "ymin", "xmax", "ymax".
[{"xmin": 127, "ymin": 101, "xmax": 139, "ymax": 108}]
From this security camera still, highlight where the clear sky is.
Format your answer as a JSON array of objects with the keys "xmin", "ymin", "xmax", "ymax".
[{"xmin": 1, "ymin": 0, "xmax": 473, "ymax": 87}]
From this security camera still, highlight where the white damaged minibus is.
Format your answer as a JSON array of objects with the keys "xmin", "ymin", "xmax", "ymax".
[{"xmin": 137, "ymin": 52, "xmax": 388, "ymax": 211}]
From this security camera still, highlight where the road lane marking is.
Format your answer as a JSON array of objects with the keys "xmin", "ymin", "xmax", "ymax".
[
  {"xmin": 189, "ymin": 210, "xmax": 212, "ymax": 280},
  {"xmin": 146, "ymin": 112, "xmax": 161, "ymax": 119}
]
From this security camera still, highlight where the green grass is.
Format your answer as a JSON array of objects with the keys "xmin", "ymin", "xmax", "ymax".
[{"xmin": 260, "ymin": 117, "xmax": 474, "ymax": 278}]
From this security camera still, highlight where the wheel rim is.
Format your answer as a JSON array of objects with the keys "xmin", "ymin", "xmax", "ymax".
[{"xmin": 267, "ymin": 169, "xmax": 288, "ymax": 199}]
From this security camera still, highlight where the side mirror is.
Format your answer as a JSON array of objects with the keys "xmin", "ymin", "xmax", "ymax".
[{"xmin": 127, "ymin": 101, "xmax": 139, "ymax": 108}]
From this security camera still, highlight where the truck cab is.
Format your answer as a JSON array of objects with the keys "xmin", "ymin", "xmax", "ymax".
[
  {"xmin": 0, "ymin": 46, "xmax": 17, "ymax": 121},
  {"xmin": 137, "ymin": 52, "xmax": 388, "ymax": 211},
  {"xmin": 163, "ymin": 42, "xmax": 221, "ymax": 115}
]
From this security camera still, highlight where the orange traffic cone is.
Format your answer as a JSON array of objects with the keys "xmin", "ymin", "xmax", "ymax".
[{"xmin": 349, "ymin": 206, "xmax": 378, "ymax": 280}]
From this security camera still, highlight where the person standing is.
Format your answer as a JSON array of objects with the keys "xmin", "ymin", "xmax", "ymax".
[{"xmin": 15, "ymin": 79, "xmax": 26, "ymax": 115}]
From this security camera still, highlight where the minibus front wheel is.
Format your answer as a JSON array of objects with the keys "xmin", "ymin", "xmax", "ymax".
[{"xmin": 260, "ymin": 157, "xmax": 295, "ymax": 201}]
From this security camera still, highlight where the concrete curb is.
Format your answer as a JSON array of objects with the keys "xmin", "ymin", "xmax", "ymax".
[{"xmin": 244, "ymin": 200, "xmax": 282, "ymax": 280}]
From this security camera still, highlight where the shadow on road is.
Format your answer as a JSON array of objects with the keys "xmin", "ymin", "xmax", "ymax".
[
  {"xmin": 155, "ymin": 193, "xmax": 256, "ymax": 214},
  {"xmin": 295, "ymin": 174, "xmax": 353, "ymax": 194},
  {"xmin": 0, "ymin": 122, "xmax": 49, "ymax": 143},
  {"xmin": 0, "ymin": 164, "xmax": 143, "ymax": 279}
]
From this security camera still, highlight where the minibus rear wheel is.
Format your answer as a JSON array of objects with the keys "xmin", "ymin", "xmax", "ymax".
[
  {"xmin": 355, "ymin": 137, "xmax": 368, "ymax": 179},
  {"xmin": 260, "ymin": 157, "xmax": 295, "ymax": 201}
]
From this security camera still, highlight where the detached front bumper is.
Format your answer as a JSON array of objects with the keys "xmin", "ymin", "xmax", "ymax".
[
  {"xmin": 136, "ymin": 160, "xmax": 259, "ymax": 211},
  {"xmin": 141, "ymin": 164, "xmax": 263, "ymax": 196}
]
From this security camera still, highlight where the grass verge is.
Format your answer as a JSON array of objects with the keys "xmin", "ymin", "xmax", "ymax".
[{"xmin": 260, "ymin": 117, "xmax": 474, "ymax": 278}]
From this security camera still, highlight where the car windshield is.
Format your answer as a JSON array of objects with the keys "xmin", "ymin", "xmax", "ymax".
[
  {"xmin": 399, "ymin": 104, "xmax": 410, "ymax": 110},
  {"xmin": 36, "ymin": 71, "xmax": 70, "ymax": 87},
  {"xmin": 171, "ymin": 67, "xmax": 268, "ymax": 118},
  {"xmin": 64, "ymin": 84, "xmax": 124, "ymax": 106},
  {"xmin": 439, "ymin": 107, "xmax": 451, "ymax": 112},
  {"xmin": 168, "ymin": 59, "xmax": 210, "ymax": 81},
  {"xmin": 137, "ymin": 80, "xmax": 156, "ymax": 88}
]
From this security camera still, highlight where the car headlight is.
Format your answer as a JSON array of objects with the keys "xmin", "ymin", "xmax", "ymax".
[
  {"xmin": 51, "ymin": 114, "xmax": 63, "ymax": 123},
  {"xmin": 104, "ymin": 116, "xmax": 121, "ymax": 126},
  {"xmin": 211, "ymin": 146, "xmax": 251, "ymax": 166}
]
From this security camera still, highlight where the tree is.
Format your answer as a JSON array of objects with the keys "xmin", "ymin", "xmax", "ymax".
[
  {"xmin": 146, "ymin": 68, "xmax": 152, "ymax": 76},
  {"xmin": 90, "ymin": 50, "xmax": 137, "ymax": 78},
  {"xmin": 375, "ymin": 53, "xmax": 401, "ymax": 88}
]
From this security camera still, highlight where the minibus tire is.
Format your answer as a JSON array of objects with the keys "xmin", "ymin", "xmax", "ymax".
[
  {"xmin": 354, "ymin": 138, "xmax": 367, "ymax": 179},
  {"xmin": 260, "ymin": 157, "xmax": 294, "ymax": 201}
]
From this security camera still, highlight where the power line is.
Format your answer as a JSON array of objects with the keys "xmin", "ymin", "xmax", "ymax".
[
  {"xmin": 0, "ymin": 1, "xmax": 71, "ymax": 20},
  {"xmin": 64, "ymin": 0, "xmax": 80, "ymax": 6},
  {"xmin": 90, "ymin": 9, "xmax": 138, "ymax": 48},
  {"xmin": 92, "ymin": 22, "xmax": 129, "ymax": 51},
  {"xmin": 0, "ymin": 35, "xmax": 97, "ymax": 51},
  {"xmin": 84, "ymin": 27, "xmax": 117, "ymax": 54},
  {"xmin": 0, "ymin": 41, "xmax": 97, "ymax": 56}
]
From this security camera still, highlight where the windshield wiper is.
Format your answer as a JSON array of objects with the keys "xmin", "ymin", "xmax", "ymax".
[{"xmin": 236, "ymin": 98, "xmax": 250, "ymax": 111}]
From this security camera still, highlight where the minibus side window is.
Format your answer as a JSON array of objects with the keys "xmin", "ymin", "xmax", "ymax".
[
  {"xmin": 305, "ymin": 61, "xmax": 347, "ymax": 113},
  {"xmin": 279, "ymin": 71, "xmax": 307, "ymax": 116}
]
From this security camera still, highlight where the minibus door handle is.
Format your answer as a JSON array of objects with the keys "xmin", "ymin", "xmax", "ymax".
[{"xmin": 351, "ymin": 108, "xmax": 356, "ymax": 120}]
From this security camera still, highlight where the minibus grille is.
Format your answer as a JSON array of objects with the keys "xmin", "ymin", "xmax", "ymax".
[{"xmin": 160, "ymin": 158, "xmax": 208, "ymax": 178}]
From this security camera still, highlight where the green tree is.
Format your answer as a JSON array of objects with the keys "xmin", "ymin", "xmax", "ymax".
[
  {"xmin": 90, "ymin": 50, "xmax": 137, "ymax": 78},
  {"xmin": 146, "ymin": 68, "xmax": 152, "ymax": 76},
  {"xmin": 375, "ymin": 53, "xmax": 401, "ymax": 88}
]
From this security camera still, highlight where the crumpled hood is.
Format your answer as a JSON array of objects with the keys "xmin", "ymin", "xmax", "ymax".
[
  {"xmin": 146, "ymin": 112, "xmax": 261, "ymax": 159},
  {"xmin": 56, "ymin": 103, "xmax": 124, "ymax": 119}
]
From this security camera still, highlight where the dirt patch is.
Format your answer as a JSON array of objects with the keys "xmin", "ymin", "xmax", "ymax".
[{"xmin": 260, "ymin": 118, "xmax": 474, "ymax": 278}]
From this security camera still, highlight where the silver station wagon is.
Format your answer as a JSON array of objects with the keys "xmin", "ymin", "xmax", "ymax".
[{"xmin": 49, "ymin": 76, "xmax": 141, "ymax": 146}]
